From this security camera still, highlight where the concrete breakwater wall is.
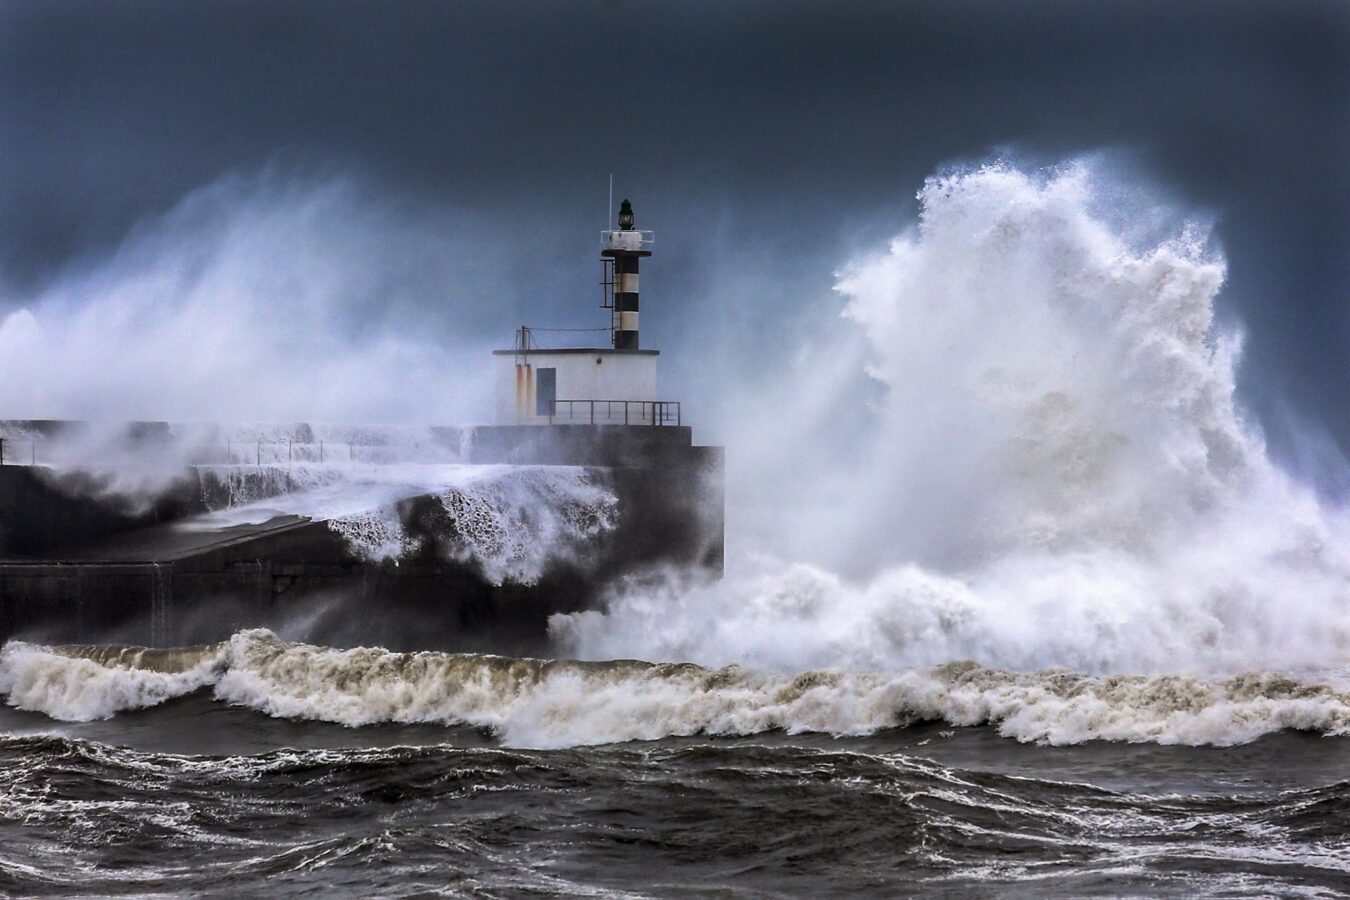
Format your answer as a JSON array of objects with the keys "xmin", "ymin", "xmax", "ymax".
[{"xmin": 0, "ymin": 423, "xmax": 723, "ymax": 652}]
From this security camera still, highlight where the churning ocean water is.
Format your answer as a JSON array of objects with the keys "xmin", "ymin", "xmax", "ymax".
[
  {"xmin": 0, "ymin": 632, "xmax": 1347, "ymax": 898},
  {"xmin": 3, "ymin": 162, "xmax": 1348, "ymax": 896}
]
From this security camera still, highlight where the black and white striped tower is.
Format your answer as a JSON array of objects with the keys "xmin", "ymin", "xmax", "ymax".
[{"xmin": 602, "ymin": 198, "xmax": 652, "ymax": 351}]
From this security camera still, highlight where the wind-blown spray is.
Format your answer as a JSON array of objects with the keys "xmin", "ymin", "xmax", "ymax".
[{"xmin": 0, "ymin": 172, "xmax": 498, "ymax": 426}]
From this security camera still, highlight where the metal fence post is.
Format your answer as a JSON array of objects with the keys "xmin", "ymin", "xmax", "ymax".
[{"xmin": 320, "ymin": 441, "xmax": 325, "ymax": 463}]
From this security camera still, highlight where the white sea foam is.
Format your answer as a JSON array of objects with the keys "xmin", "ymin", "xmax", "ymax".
[
  {"xmin": 0, "ymin": 642, "xmax": 227, "ymax": 722},
  {"xmin": 3, "ymin": 631, "xmax": 1347, "ymax": 749},
  {"xmin": 433, "ymin": 467, "xmax": 619, "ymax": 584},
  {"xmin": 556, "ymin": 161, "xmax": 1350, "ymax": 677}
]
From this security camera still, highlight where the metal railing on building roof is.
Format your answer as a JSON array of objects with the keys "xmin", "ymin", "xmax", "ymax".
[{"xmin": 548, "ymin": 400, "xmax": 680, "ymax": 427}]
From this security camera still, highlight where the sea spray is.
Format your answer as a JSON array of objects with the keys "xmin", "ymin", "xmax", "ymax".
[
  {"xmin": 555, "ymin": 162, "xmax": 1350, "ymax": 676},
  {"xmin": 0, "ymin": 174, "xmax": 497, "ymax": 426},
  {"xmin": 194, "ymin": 463, "xmax": 618, "ymax": 584},
  {"xmin": 430, "ymin": 466, "xmax": 619, "ymax": 584},
  {"xmin": 2, "ymin": 631, "xmax": 1347, "ymax": 748}
]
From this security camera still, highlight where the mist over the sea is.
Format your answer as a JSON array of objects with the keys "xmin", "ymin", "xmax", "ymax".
[{"xmin": 0, "ymin": 172, "xmax": 500, "ymax": 425}]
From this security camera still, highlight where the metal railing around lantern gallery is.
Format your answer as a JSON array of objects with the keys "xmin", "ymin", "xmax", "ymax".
[
  {"xmin": 600, "ymin": 229, "xmax": 654, "ymax": 252},
  {"xmin": 546, "ymin": 400, "xmax": 681, "ymax": 427}
]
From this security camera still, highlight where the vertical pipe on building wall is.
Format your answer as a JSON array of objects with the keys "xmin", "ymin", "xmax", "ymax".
[
  {"xmin": 515, "ymin": 363, "xmax": 530, "ymax": 423},
  {"xmin": 527, "ymin": 366, "xmax": 536, "ymax": 424}
]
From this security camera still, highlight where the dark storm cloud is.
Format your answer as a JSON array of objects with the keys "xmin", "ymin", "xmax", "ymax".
[{"xmin": 0, "ymin": 0, "xmax": 1346, "ymax": 458}]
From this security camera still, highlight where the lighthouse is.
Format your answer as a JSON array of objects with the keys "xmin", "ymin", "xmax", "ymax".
[
  {"xmin": 493, "ymin": 199, "xmax": 676, "ymax": 426},
  {"xmin": 604, "ymin": 198, "xmax": 649, "ymax": 350}
]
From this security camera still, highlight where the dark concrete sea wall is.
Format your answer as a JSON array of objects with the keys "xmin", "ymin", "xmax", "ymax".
[
  {"xmin": 0, "ymin": 422, "xmax": 723, "ymax": 651},
  {"xmin": 0, "ymin": 466, "xmax": 199, "ymax": 557},
  {"xmin": 0, "ymin": 518, "xmax": 597, "ymax": 653}
]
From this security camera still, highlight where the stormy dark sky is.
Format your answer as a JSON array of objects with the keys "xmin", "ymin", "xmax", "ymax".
[{"xmin": 1, "ymin": 0, "xmax": 1347, "ymax": 468}]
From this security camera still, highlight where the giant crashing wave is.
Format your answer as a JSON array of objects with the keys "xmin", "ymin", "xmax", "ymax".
[
  {"xmin": 554, "ymin": 161, "xmax": 1350, "ymax": 678},
  {"xmin": 0, "ymin": 630, "xmax": 1346, "ymax": 750}
]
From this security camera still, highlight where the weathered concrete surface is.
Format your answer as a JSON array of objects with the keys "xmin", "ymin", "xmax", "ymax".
[{"xmin": 0, "ymin": 518, "xmax": 594, "ymax": 653}]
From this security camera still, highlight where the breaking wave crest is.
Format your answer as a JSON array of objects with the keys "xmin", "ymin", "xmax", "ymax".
[
  {"xmin": 2, "ymin": 630, "xmax": 1347, "ymax": 749},
  {"xmin": 0, "ymin": 642, "xmax": 228, "ymax": 722}
]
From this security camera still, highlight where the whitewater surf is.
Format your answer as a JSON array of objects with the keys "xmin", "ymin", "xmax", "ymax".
[{"xmin": 4, "ymin": 630, "xmax": 1348, "ymax": 750}]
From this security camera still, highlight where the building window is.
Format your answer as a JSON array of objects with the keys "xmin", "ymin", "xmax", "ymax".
[{"xmin": 536, "ymin": 367, "xmax": 556, "ymax": 416}]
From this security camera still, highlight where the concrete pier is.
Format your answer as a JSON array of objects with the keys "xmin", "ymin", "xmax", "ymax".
[{"xmin": 0, "ymin": 422, "xmax": 723, "ymax": 651}]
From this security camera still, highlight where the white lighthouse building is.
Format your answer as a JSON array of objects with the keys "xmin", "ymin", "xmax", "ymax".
[{"xmin": 493, "ymin": 199, "xmax": 679, "ymax": 426}]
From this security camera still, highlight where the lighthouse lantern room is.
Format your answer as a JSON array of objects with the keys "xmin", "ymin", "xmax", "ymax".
[{"xmin": 493, "ymin": 199, "xmax": 678, "ymax": 426}]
